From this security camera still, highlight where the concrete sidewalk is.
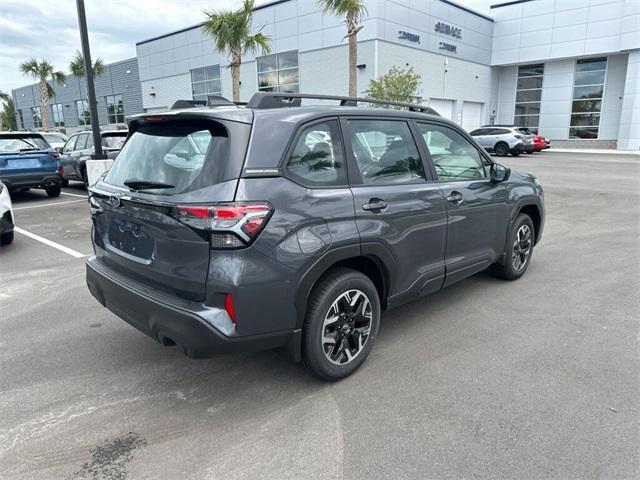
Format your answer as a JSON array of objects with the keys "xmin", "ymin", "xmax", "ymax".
[{"xmin": 548, "ymin": 148, "xmax": 640, "ymax": 155}]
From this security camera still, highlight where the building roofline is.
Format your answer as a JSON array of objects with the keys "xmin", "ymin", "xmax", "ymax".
[
  {"xmin": 491, "ymin": 0, "xmax": 534, "ymax": 9},
  {"xmin": 135, "ymin": 0, "xmax": 291, "ymax": 46},
  {"xmin": 438, "ymin": 0, "xmax": 493, "ymax": 22}
]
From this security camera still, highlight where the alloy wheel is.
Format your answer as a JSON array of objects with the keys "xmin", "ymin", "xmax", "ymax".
[
  {"xmin": 321, "ymin": 289, "xmax": 373, "ymax": 365},
  {"xmin": 512, "ymin": 224, "xmax": 532, "ymax": 271}
]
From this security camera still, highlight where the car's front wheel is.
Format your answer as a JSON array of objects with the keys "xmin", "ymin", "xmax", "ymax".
[
  {"xmin": 491, "ymin": 213, "xmax": 535, "ymax": 280},
  {"xmin": 302, "ymin": 268, "xmax": 381, "ymax": 381},
  {"xmin": 0, "ymin": 230, "xmax": 14, "ymax": 245}
]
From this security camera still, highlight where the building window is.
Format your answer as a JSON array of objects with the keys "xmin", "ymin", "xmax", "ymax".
[
  {"xmin": 105, "ymin": 95, "xmax": 125, "ymax": 123},
  {"xmin": 191, "ymin": 65, "xmax": 221, "ymax": 102},
  {"xmin": 17, "ymin": 109, "xmax": 24, "ymax": 130},
  {"xmin": 52, "ymin": 103, "xmax": 65, "ymax": 127},
  {"xmin": 570, "ymin": 57, "xmax": 607, "ymax": 139},
  {"xmin": 514, "ymin": 64, "xmax": 544, "ymax": 133},
  {"xmin": 31, "ymin": 107, "xmax": 42, "ymax": 129},
  {"xmin": 257, "ymin": 50, "xmax": 299, "ymax": 93},
  {"xmin": 76, "ymin": 100, "xmax": 90, "ymax": 126}
]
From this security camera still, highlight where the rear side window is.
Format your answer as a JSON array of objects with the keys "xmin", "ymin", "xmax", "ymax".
[
  {"xmin": 104, "ymin": 122, "xmax": 231, "ymax": 194},
  {"xmin": 285, "ymin": 120, "xmax": 345, "ymax": 186},
  {"xmin": 417, "ymin": 123, "xmax": 487, "ymax": 182},
  {"xmin": 346, "ymin": 119, "xmax": 425, "ymax": 185}
]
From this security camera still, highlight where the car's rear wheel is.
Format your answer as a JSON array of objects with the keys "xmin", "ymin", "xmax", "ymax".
[
  {"xmin": 511, "ymin": 150, "xmax": 520, "ymax": 157},
  {"xmin": 494, "ymin": 142, "xmax": 509, "ymax": 157},
  {"xmin": 491, "ymin": 213, "xmax": 535, "ymax": 280},
  {"xmin": 45, "ymin": 184, "xmax": 61, "ymax": 198},
  {"xmin": 0, "ymin": 230, "xmax": 14, "ymax": 245},
  {"xmin": 302, "ymin": 268, "xmax": 381, "ymax": 381}
]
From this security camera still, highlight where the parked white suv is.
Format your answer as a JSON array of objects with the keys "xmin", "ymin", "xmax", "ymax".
[
  {"xmin": 0, "ymin": 180, "xmax": 14, "ymax": 245},
  {"xmin": 469, "ymin": 126, "xmax": 534, "ymax": 157}
]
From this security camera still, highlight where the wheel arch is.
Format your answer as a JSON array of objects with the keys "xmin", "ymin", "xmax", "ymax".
[{"xmin": 516, "ymin": 202, "xmax": 542, "ymax": 245}]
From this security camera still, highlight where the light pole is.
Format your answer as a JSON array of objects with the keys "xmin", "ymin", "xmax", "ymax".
[{"xmin": 75, "ymin": 0, "xmax": 106, "ymax": 160}]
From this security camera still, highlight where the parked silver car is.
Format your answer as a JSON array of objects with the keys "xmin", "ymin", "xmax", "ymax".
[{"xmin": 469, "ymin": 126, "xmax": 534, "ymax": 157}]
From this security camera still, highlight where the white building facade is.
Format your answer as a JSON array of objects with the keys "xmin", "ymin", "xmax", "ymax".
[{"xmin": 132, "ymin": 0, "xmax": 639, "ymax": 150}]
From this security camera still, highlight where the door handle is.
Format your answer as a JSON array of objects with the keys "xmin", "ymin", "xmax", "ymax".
[
  {"xmin": 446, "ymin": 191, "xmax": 464, "ymax": 204},
  {"xmin": 362, "ymin": 198, "xmax": 388, "ymax": 212}
]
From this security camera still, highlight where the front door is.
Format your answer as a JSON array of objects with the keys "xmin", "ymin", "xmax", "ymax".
[
  {"xmin": 415, "ymin": 122, "xmax": 509, "ymax": 286},
  {"xmin": 342, "ymin": 117, "xmax": 448, "ymax": 304}
]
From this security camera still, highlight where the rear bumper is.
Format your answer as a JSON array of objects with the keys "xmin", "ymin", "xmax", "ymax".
[
  {"xmin": 0, "ymin": 172, "xmax": 62, "ymax": 190},
  {"xmin": 86, "ymin": 255, "xmax": 292, "ymax": 358}
]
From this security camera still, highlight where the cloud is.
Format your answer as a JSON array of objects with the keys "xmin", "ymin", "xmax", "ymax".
[{"xmin": 0, "ymin": 0, "xmax": 492, "ymax": 94}]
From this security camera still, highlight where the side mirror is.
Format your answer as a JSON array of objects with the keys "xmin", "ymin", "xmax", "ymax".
[
  {"xmin": 490, "ymin": 163, "xmax": 511, "ymax": 183},
  {"xmin": 55, "ymin": 146, "xmax": 64, "ymax": 153}
]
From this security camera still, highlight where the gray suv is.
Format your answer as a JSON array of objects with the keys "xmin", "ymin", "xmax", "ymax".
[
  {"xmin": 469, "ymin": 126, "xmax": 534, "ymax": 157},
  {"xmin": 86, "ymin": 93, "xmax": 545, "ymax": 380}
]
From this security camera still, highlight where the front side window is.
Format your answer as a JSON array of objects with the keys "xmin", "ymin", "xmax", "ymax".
[
  {"xmin": 31, "ymin": 106, "xmax": 42, "ymax": 128},
  {"xmin": 514, "ymin": 64, "xmax": 544, "ymax": 133},
  {"xmin": 286, "ymin": 120, "xmax": 345, "ymax": 186},
  {"xmin": 62, "ymin": 135, "xmax": 78, "ymax": 153},
  {"xmin": 105, "ymin": 95, "xmax": 124, "ymax": 124},
  {"xmin": 570, "ymin": 57, "xmax": 607, "ymax": 139},
  {"xmin": 346, "ymin": 120, "xmax": 425, "ymax": 185},
  {"xmin": 417, "ymin": 123, "xmax": 487, "ymax": 182},
  {"xmin": 257, "ymin": 50, "xmax": 299, "ymax": 93},
  {"xmin": 190, "ymin": 65, "xmax": 221, "ymax": 102},
  {"xmin": 51, "ymin": 103, "xmax": 64, "ymax": 127},
  {"xmin": 76, "ymin": 100, "xmax": 90, "ymax": 126}
]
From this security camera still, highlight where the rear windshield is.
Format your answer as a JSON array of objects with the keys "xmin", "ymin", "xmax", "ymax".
[
  {"xmin": 0, "ymin": 135, "xmax": 49, "ymax": 152},
  {"xmin": 104, "ymin": 122, "xmax": 231, "ymax": 194},
  {"xmin": 102, "ymin": 134, "xmax": 126, "ymax": 149}
]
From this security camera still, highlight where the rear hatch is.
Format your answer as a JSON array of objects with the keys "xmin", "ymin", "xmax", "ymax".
[
  {"xmin": 89, "ymin": 113, "xmax": 252, "ymax": 301},
  {"xmin": 0, "ymin": 134, "xmax": 58, "ymax": 177}
]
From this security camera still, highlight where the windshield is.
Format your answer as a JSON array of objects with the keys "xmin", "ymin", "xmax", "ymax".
[
  {"xmin": 42, "ymin": 133, "xmax": 66, "ymax": 144},
  {"xmin": 104, "ymin": 123, "xmax": 230, "ymax": 195},
  {"xmin": 0, "ymin": 136, "xmax": 49, "ymax": 152},
  {"xmin": 102, "ymin": 134, "xmax": 127, "ymax": 149}
]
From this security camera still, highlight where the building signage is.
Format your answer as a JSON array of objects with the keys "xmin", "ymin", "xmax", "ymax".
[
  {"xmin": 435, "ymin": 22, "xmax": 462, "ymax": 39},
  {"xmin": 439, "ymin": 42, "xmax": 457, "ymax": 53},
  {"xmin": 398, "ymin": 30, "xmax": 421, "ymax": 44}
]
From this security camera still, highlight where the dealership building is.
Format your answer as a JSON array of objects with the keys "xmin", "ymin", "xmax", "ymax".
[{"xmin": 12, "ymin": 0, "xmax": 640, "ymax": 150}]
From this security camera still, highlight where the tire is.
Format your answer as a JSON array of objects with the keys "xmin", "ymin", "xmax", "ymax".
[
  {"xmin": 491, "ymin": 213, "xmax": 535, "ymax": 280},
  {"xmin": 45, "ymin": 184, "xmax": 61, "ymax": 198},
  {"xmin": 494, "ymin": 142, "xmax": 509, "ymax": 157},
  {"xmin": 302, "ymin": 268, "xmax": 381, "ymax": 381},
  {"xmin": 81, "ymin": 169, "xmax": 89, "ymax": 188},
  {"xmin": 0, "ymin": 230, "xmax": 14, "ymax": 245},
  {"xmin": 61, "ymin": 178, "xmax": 69, "ymax": 187},
  {"xmin": 511, "ymin": 150, "xmax": 520, "ymax": 157}
]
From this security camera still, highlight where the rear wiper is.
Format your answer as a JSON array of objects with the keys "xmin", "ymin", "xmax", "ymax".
[{"xmin": 124, "ymin": 179, "xmax": 175, "ymax": 191}]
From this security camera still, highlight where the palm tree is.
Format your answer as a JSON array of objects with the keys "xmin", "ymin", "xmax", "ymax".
[
  {"xmin": 69, "ymin": 50, "xmax": 105, "ymax": 78},
  {"xmin": 0, "ymin": 91, "xmax": 17, "ymax": 130},
  {"xmin": 318, "ymin": 0, "xmax": 367, "ymax": 96},
  {"xmin": 202, "ymin": 0, "xmax": 271, "ymax": 102},
  {"xmin": 19, "ymin": 59, "xmax": 65, "ymax": 130}
]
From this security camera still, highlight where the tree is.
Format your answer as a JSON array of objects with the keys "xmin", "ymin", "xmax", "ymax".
[
  {"xmin": 0, "ymin": 91, "xmax": 17, "ymax": 130},
  {"xmin": 318, "ymin": 0, "xmax": 367, "ymax": 96},
  {"xmin": 202, "ymin": 0, "xmax": 271, "ymax": 102},
  {"xmin": 365, "ymin": 66, "xmax": 422, "ymax": 106},
  {"xmin": 19, "ymin": 59, "xmax": 65, "ymax": 130},
  {"xmin": 69, "ymin": 50, "xmax": 105, "ymax": 78}
]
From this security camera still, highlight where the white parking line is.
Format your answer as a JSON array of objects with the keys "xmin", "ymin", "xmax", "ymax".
[
  {"xmin": 14, "ymin": 227, "xmax": 87, "ymax": 258},
  {"xmin": 14, "ymin": 199, "xmax": 87, "ymax": 211},
  {"xmin": 61, "ymin": 192, "xmax": 88, "ymax": 198}
]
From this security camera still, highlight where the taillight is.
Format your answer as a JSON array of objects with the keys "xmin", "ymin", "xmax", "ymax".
[
  {"xmin": 57, "ymin": 165, "xmax": 64, "ymax": 176},
  {"xmin": 514, "ymin": 134, "xmax": 523, "ymax": 139},
  {"xmin": 174, "ymin": 202, "xmax": 272, "ymax": 249}
]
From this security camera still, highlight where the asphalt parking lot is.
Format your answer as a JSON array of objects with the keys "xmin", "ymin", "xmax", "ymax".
[{"xmin": 1, "ymin": 151, "xmax": 638, "ymax": 480}]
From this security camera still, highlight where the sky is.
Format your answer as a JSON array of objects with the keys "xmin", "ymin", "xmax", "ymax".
[{"xmin": 0, "ymin": 0, "xmax": 493, "ymax": 95}]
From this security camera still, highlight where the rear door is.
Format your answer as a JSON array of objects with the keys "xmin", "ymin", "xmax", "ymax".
[
  {"xmin": 0, "ymin": 134, "xmax": 58, "ymax": 179},
  {"xmin": 415, "ymin": 121, "xmax": 509, "ymax": 285},
  {"xmin": 343, "ymin": 117, "xmax": 448, "ymax": 301},
  {"xmin": 90, "ymin": 116, "xmax": 251, "ymax": 301}
]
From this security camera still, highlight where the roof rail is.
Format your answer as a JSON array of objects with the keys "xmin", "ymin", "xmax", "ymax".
[{"xmin": 246, "ymin": 92, "xmax": 439, "ymax": 115}]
